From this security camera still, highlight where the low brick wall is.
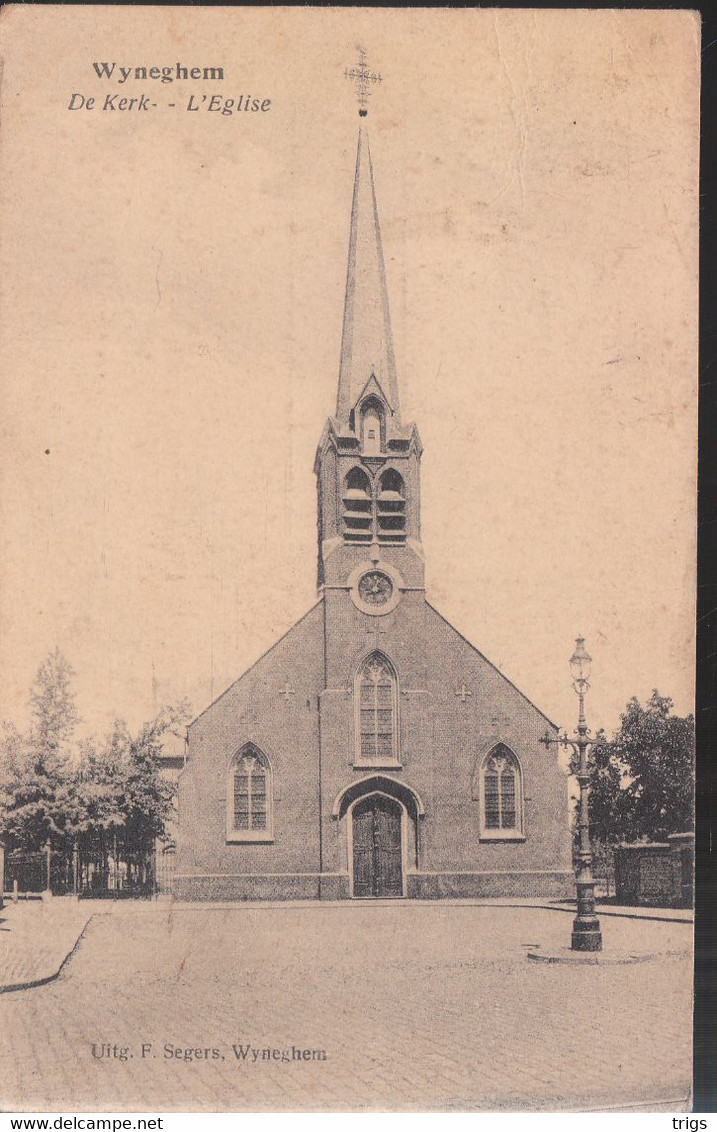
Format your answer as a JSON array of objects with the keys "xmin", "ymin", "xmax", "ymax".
[
  {"xmin": 173, "ymin": 873, "xmax": 350, "ymax": 902},
  {"xmin": 407, "ymin": 871, "xmax": 574, "ymax": 900},
  {"xmin": 614, "ymin": 835, "xmax": 694, "ymax": 908},
  {"xmin": 173, "ymin": 870, "xmax": 574, "ymax": 902}
]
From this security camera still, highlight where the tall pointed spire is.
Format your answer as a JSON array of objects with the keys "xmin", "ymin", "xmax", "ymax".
[
  {"xmin": 315, "ymin": 61, "xmax": 423, "ymax": 592},
  {"xmin": 336, "ymin": 122, "xmax": 400, "ymax": 422}
]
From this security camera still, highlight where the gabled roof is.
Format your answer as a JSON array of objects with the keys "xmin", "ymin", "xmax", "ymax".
[
  {"xmin": 425, "ymin": 601, "xmax": 560, "ymax": 731},
  {"xmin": 352, "ymin": 371, "xmax": 395, "ymax": 416},
  {"xmin": 188, "ymin": 601, "xmax": 324, "ymax": 729}
]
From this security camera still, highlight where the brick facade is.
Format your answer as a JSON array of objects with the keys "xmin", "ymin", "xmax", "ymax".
[
  {"xmin": 174, "ymin": 120, "xmax": 573, "ymax": 901},
  {"xmin": 174, "ymin": 595, "xmax": 573, "ymax": 901}
]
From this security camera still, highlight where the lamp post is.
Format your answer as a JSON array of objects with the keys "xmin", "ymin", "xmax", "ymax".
[{"xmin": 541, "ymin": 637, "xmax": 603, "ymax": 952}]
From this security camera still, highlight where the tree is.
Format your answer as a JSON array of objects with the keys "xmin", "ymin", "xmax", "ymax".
[
  {"xmin": 29, "ymin": 649, "xmax": 80, "ymax": 753},
  {"xmin": 0, "ymin": 649, "xmax": 80, "ymax": 852},
  {"xmin": 70, "ymin": 704, "xmax": 189, "ymax": 894},
  {"xmin": 0, "ymin": 648, "xmax": 190, "ymax": 896},
  {"xmin": 578, "ymin": 731, "xmax": 627, "ymax": 845},
  {"xmin": 617, "ymin": 691, "xmax": 694, "ymax": 840},
  {"xmin": 86, "ymin": 703, "xmax": 189, "ymax": 850},
  {"xmin": 582, "ymin": 690, "xmax": 694, "ymax": 848}
]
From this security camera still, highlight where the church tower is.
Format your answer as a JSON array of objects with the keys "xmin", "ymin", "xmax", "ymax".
[
  {"xmin": 314, "ymin": 123, "xmax": 424, "ymax": 598},
  {"xmin": 174, "ymin": 61, "xmax": 572, "ymax": 903}
]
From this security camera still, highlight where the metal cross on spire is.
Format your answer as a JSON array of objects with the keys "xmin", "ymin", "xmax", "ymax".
[{"xmin": 345, "ymin": 45, "xmax": 382, "ymax": 117}]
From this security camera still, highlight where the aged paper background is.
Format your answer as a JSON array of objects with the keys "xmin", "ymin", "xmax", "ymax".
[
  {"xmin": 0, "ymin": 5, "xmax": 699, "ymax": 738},
  {"xmin": 0, "ymin": 4, "xmax": 699, "ymax": 1114}
]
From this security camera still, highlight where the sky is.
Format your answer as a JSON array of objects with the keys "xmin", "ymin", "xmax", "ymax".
[{"xmin": 0, "ymin": 7, "xmax": 699, "ymax": 745}]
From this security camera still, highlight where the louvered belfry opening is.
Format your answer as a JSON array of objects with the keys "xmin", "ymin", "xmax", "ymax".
[
  {"xmin": 342, "ymin": 465, "xmax": 408, "ymax": 546},
  {"xmin": 343, "ymin": 467, "xmax": 373, "ymax": 544},
  {"xmin": 377, "ymin": 468, "xmax": 406, "ymax": 544}
]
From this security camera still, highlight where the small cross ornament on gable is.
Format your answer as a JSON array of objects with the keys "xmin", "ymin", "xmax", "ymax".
[
  {"xmin": 454, "ymin": 683, "xmax": 473, "ymax": 704},
  {"xmin": 279, "ymin": 680, "xmax": 296, "ymax": 700}
]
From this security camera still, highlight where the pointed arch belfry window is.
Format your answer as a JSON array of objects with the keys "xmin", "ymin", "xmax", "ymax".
[
  {"xmin": 360, "ymin": 394, "xmax": 385, "ymax": 455},
  {"xmin": 362, "ymin": 406, "xmax": 382, "ymax": 455},
  {"xmin": 342, "ymin": 467, "xmax": 373, "ymax": 545},
  {"xmin": 479, "ymin": 744, "xmax": 524, "ymax": 839},
  {"xmin": 227, "ymin": 745, "xmax": 273, "ymax": 842},
  {"xmin": 355, "ymin": 652, "xmax": 399, "ymax": 766},
  {"xmin": 377, "ymin": 468, "xmax": 406, "ymax": 544}
]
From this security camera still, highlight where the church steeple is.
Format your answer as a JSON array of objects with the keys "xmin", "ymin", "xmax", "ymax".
[
  {"xmin": 314, "ymin": 59, "xmax": 423, "ymax": 593},
  {"xmin": 336, "ymin": 124, "xmax": 400, "ymax": 422}
]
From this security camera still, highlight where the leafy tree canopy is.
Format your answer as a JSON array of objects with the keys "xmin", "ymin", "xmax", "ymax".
[
  {"xmin": 0, "ymin": 649, "xmax": 79, "ymax": 850},
  {"xmin": 579, "ymin": 690, "xmax": 694, "ymax": 846},
  {"xmin": 0, "ymin": 649, "xmax": 190, "ymax": 856}
]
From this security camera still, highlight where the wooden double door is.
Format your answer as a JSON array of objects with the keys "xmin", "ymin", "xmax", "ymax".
[{"xmin": 352, "ymin": 794, "xmax": 404, "ymax": 898}]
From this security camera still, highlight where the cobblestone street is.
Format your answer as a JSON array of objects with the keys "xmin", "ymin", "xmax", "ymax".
[{"xmin": 0, "ymin": 903, "xmax": 692, "ymax": 1112}]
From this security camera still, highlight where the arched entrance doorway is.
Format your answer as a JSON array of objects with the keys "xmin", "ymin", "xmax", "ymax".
[
  {"xmin": 332, "ymin": 775, "xmax": 424, "ymax": 900},
  {"xmin": 351, "ymin": 793, "xmax": 404, "ymax": 898}
]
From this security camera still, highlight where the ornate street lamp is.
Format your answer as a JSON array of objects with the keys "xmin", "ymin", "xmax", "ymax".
[{"xmin": 541, "ymin": 637, "xmax": 603, "ymax": 952}]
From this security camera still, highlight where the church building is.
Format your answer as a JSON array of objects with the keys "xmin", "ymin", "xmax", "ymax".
[{"xmin": 174, "ymin": 110, "xmax": 573, "ymax": 902}]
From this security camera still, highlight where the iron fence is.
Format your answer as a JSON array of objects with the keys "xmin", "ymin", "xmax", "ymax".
[{"xmin": 3, "ymin": 840, "xmax": 163, "ymax": 899}]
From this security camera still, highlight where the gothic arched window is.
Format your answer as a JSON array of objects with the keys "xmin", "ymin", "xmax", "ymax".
[
  {"xmin": 342, "ymin": 467, "xmax": 373, "ymax": 545},
  {"xmin": 479, "ymin": 745, "xmax": 524, "ymax": 838},
  {"xmin": 355, "ymin": 652, "xmax": 399, "ymax": 766},
  {"xmin": 227, "ymin": 745, "xmax": 273, "ymax": 842},
  {"xmin": 360, "ymin": 396, "xmax": 384, "ymax": 455}
]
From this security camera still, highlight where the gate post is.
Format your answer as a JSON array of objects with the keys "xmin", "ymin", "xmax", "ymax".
[
  {"xmin": 42, "ymin": 842, "xmax": 53, "ymax": 901},
  {"xmin": 71, "ymin": 841, "xmax": 79, "ymax": 901}
]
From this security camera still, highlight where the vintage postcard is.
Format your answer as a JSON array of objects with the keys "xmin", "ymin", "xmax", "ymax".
[{"xmin": 0, "ymin": 6, "xmax": 699, "ymax": 1114}]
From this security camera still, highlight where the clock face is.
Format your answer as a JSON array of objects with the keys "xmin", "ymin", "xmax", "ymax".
[{"xmin": 358, "ymin": 570, "xmax": 394, "ymax": 606}]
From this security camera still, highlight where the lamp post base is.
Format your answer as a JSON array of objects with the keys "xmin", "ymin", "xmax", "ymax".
[{"xmin": 571, "ymin": 918, "xmax": 603, "ymax": 952}]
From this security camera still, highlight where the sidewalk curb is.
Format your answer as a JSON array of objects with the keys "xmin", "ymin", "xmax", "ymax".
[
  {"xmin": 526, "ymin": 946, "xmax": 691, "ymax": 965},
  {"xmin": 96, "ymin": 896, "xmax": 693, "ymax": 924},
  {"xmin": 537, "ymin": 903, "xmax": 693, "ymax": 925},
  {"xmin": 0, "ymin": 914, "xmax": 93, "ymax": 994}
]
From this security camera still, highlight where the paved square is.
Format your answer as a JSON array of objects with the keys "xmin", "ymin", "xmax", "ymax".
[{"xmin": 0, "ymin": 903, "xmax": 692, "ymax": 1112}]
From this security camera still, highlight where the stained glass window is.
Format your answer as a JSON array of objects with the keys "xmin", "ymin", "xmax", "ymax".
[
  {"xmin": 232, "ymin": 750, "xmax": 270, "ymax": 833},
  {"xmin": 358, "ymin": 653, "xmax": 397, "ymax": 762},
  {"xmin": 481, "ymin": 746, "xmax": 521, "ymax": 834}
]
